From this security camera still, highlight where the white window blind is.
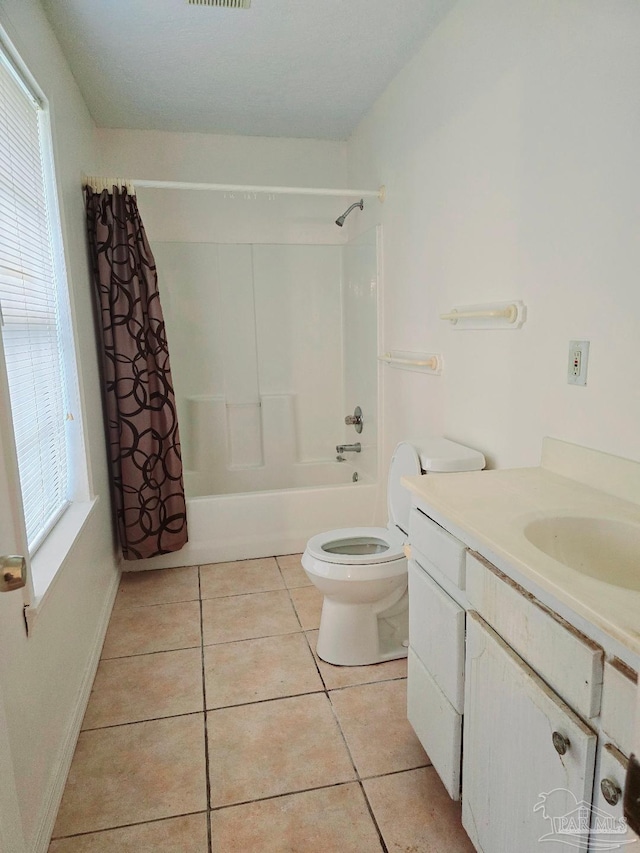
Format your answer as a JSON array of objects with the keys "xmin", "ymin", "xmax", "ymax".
[{"xmin": 0, "ymin": 50, "xmax": 70, "ymax": 553}]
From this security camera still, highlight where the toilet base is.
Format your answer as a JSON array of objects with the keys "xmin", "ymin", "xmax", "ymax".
[{"xmin": 316, "ymin": 586, "xmax": 409, "ymax": 666}]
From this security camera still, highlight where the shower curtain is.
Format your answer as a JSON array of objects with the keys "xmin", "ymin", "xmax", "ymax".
[{"xmin": 84, "ymin": 185, "xmax": 188, "ymax": 559}]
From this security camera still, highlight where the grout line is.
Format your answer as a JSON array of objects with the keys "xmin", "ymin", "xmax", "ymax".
[
  {"xmin": 100, "ymin": 643, "xmax": 202, "ymax": 661},
  {"xmin": 206, "ymin": 688, "xmax": 326, "ymax": 714},
  {"xmin": 301, "ymin": 620, "xmax": 330, "ymax": 692},
  {"xmin": 358, "ymin": 780, "xmax": 390, "ymax": 853},
  {"xmin": 80, "ymin": 709, "xmax": 205, "ymax": 732},
  {"xmin": 203, "ymin": 628, "xmax": 302, "ymax": 646},
  {"xmin": 360, "ymin": 763, "xmax": 433, "ymax": 781},
  {"xmin": 326, "ymin": 674, "xmax": 408, "ymax": 694},
  {"xmin": 112, "ymin": 595, "xmax": 201, "ymax": 611},
  {"xmin": 197, "ymin": 566, "xmax": 214, "ymax": 853},
  {"xmin": 50, "ymin": 809, "xmax": 207, "ymax": 841},
  {"xmin": 200, "ymin": 586, "xmax": 289, "ymax": 602},
  {"xmin": 210, "ymin": 779, "xmax": 357, "ymax": 812}
]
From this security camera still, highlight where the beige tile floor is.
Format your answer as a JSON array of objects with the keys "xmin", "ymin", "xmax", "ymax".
[{"xmin": 50, "ymin": 555, "xmax": 474, "ymax": 852}]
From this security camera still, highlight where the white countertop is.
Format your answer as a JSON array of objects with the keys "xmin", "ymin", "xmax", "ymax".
[{"xmin": 402, "ymin": 464, "xmax": 640, "ymax": 659}]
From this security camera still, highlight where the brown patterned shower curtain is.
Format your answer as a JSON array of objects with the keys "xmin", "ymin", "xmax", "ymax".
[{"xmin": 85, "ymin": 185, "xmax": 188, "ymax": 560}]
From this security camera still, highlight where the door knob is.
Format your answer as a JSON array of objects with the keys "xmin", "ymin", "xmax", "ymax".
[{"xmin": 0, "ymin": 555, "xmax": 27, "ymax": 592}]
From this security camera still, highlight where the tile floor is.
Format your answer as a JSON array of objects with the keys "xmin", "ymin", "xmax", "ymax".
[{"xmin": 50, "ymin": 554, "xmax": 474, "ymax": 852}]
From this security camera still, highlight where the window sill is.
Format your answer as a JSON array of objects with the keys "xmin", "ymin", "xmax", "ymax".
[{"xmin": 27, "ymin": 496, "xmax": 100, "ymax": 620}]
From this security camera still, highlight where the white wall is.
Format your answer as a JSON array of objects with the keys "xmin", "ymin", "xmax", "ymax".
[
  {"xmin": 347, "ymin": 0, "xmax": 640, "ymax": 471},
  {"xmin": 0, "ymin": 1, "xmax": 119, "ymax": 849},
  {"xmin": 97, "ymin": 128, "xmax": 350, "ymax": 245}
]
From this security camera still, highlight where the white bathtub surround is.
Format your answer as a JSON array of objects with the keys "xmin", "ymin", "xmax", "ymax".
[
  {"xmin": 154, "ymin": 241, "xmax": 346, "ymax": 492},
  {"xmin": 402, "ymin": 438, "xmax": 640, "ymax": 664}
]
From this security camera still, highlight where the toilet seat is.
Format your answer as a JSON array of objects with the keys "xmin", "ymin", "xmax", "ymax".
[{"xmin": 305, "ymin": 526, "xmax": 405, "ymax": 566}]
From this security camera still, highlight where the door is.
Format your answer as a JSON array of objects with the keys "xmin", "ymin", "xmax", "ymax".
[
  {"xmin": 462, "ymin": 612, "xmax": 597, "ymax": 853},
  {"xmin": 0, "ymin": 332, "xmax": 30, "ymax": 853}
]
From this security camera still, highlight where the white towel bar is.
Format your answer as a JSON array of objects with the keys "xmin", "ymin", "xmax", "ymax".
[
  {"xmin": 378, "ymin": 351, "xmax": 442, "ymax": 374},
  {"xmin": 440, "ymin": 301, "xmax": 526, "ymax": 329}
]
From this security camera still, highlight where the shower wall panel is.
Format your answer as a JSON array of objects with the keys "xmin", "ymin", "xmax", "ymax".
[
  {"xmin": 253, "ymin": 245, "xmax": 343, "ymax": 463},
  {"xmin": 153, "ymin": 241, "xmax": 344, "ymax": 495}
]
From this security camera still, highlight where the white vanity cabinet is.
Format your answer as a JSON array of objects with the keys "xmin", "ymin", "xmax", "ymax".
[
  {"xmin": 405, "ymin": 493, "xmax": 640, "ymax": 853},
  {"xmin": 463, "ymin": 612, "xmax": 597, "ymax": 853}
]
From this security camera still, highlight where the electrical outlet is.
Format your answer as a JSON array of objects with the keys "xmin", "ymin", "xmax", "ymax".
[{"xmin": 568, "ymin": 340, "xmax": 589, "ymax": 386}]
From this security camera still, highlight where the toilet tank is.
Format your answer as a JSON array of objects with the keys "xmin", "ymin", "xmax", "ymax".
[
  {"xmin": 413, "ymin": 438, "xmax": 485, "ymax": 474},
  {"xmin": 388, "ymin": 438, "xmax": 485, "ymax": 535}
]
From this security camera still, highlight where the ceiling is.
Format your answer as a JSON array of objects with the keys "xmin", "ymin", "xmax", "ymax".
[{"xmin": 40, "ymin": 0, "xmax": 456, "ymax": 140}]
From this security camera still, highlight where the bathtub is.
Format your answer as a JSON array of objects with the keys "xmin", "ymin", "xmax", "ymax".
[{"xmin": 125, "ymin": 472, "xmax": 380, "ymax": 571}]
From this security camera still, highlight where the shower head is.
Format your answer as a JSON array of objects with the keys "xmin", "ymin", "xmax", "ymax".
[{"xmin": 335, "ymin": 199, "xmax": 364, "ymax": 227}]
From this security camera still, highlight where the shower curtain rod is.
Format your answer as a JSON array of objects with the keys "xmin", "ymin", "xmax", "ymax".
[{"xmin": 84, "ymin": 175, "xmax": 385, "ymax": 201}]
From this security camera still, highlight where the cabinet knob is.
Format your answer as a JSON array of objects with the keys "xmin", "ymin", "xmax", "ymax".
[
  {"xmin": 552, "ymin": 732, "xmax": 570, "ymax": 756},
  {"xmin": 601, "ymin": 778, "xmax": 622, "ymax": 806}
]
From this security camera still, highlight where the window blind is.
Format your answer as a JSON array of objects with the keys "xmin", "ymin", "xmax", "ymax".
[{"xmin": 0, "ymin": 51, "xmax": 69, "ymax": 552}]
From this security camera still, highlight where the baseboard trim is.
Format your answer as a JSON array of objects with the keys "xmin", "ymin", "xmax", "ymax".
[{"xmin": 32, "ymin": 567, "xmax": 120, "ymax": 853}]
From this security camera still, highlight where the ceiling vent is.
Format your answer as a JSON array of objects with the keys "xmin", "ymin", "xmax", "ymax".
[{"xmin": 188, "ymin": 0, "xmax": 251, "ymax": 7}]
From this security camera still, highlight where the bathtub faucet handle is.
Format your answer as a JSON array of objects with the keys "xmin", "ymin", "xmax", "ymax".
[{"xmin": 344, "ymin": 406, "xmax": 363, "ymax": 433}]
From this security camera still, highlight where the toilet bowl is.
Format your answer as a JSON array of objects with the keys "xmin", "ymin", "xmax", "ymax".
[{"xmin": 302, "ymin": 438, "xmax": 485, "ymax": 666}]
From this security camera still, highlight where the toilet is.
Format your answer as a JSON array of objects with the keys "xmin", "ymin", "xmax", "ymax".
[{"xmin": 302, "ymin": 438, "xmax": 485, "ymax": 666}]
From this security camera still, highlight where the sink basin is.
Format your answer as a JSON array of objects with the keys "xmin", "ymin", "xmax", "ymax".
[{"xmin": 523, "ymin": 516, "xmax": 640, "ymax": 590}]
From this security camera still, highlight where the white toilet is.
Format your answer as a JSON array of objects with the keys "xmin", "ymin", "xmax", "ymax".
[{"xmin": 302, "ymin": 438, "xmax": 485, "ymax": 666}]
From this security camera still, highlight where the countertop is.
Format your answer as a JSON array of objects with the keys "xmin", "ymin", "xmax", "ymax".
[{"xmin": 402, "ymin": 465, "xmax": 640, "ymax": 660}]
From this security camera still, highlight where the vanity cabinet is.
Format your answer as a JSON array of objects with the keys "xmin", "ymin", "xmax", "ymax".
[{"xmin": 462, "ymin": 612, "xmax": 597, "ymax": 853}]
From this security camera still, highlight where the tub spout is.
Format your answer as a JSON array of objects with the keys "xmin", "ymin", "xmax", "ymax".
[{"xmin": 336, "ymin": 443, "xmax": 361, "ymax": 454}]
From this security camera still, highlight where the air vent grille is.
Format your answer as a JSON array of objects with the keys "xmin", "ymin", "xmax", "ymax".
[{"xmin": 188, "ymin": 0, "xmax": 251, "ymax": 7}]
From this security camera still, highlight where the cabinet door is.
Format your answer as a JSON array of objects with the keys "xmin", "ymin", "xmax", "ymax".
[
  {"xmin": 592, "ymin": 744, "xmax": 637, "ymax": 850},
  {"xmin": 407, "ymin": 649, "xmax": 462, "ymax": 800},
  {"xmin": 462, "ymin": 613, "xmax": 597, "ymax": 853},
  {"xmin": 408, "ymin": 560, "xmax": 465, "ymax": 712}
]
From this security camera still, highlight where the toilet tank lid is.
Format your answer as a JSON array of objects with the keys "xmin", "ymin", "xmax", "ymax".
[{"xmin": 412, "ymin": 437, "xmax": 485, "ymax": 473}]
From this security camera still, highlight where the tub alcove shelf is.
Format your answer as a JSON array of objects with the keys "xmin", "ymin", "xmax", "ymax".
[{"xmin": 378, "ymin": 351, "xmax": 442, "ymax": 375}]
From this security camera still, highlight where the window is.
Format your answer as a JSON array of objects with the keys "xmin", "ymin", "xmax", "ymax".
[{"xmin": 0, "ymin": 45, "xmax": 79, "ymax": 555}]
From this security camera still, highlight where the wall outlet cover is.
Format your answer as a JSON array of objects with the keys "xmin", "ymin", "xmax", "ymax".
[{"xmin": 568, "ymin": 340, "xmax": 589, "ymax": 386}]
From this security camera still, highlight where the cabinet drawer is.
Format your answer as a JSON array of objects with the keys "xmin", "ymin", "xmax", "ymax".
[
  {"xmin": 601, "ymin": 660, "xmax": 637, "ymax": 757},
  {"xmin": 407, "ymin": 649, "xmax": 462, "ymax": 801},
  {"xmin": 409, "ymin": 508, "xmax": 466, "ymax": 588},
  {"xmin": 466, "ymin": 551, "xmax": 603, "ymax": 719},
  {"xmin": 408, "ymin": 560, "xmax": 465, "ymax": 713}
]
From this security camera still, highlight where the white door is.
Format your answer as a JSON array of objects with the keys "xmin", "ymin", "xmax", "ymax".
[
  {"xmin": 0, "ymin": 337, "xmax": 30, "ymax": 853},
  {"xmin": 462, "ymin": 612, "xmax": 597, "ymax": 853}
]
